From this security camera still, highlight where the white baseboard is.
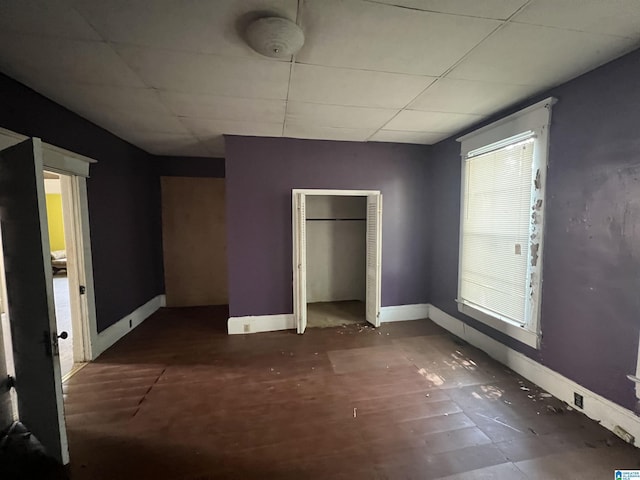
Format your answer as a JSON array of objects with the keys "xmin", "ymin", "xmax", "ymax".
[
  {"xmin": 380, "ymin": 303, "xmax": 430, "ymax": 323},
  {"xmin": 228, "ymin": 313, "xmax": 295, "ymax": 335},
  {"xmin": 428, "ymin": 304, "xmax": 640, "ymax": 447},
  {"xmin": 228, "ymin": 303, "xmax": 431, "ymax": 334},
  {"xmin": 92, "ymin": 294, "xmax": 165, "ymax": 358}
]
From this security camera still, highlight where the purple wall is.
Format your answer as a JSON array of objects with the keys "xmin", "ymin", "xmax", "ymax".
[
  {"xmin": 225, "ymin": 136, "xmax": 431, "ymax": 317},
  {"xmin": 428, "ymin": 48, "xmax": 640, "ymax": 411},
  {"xmin": 0, "ymin": 72, "xmax": 164, "ymax": 332}
]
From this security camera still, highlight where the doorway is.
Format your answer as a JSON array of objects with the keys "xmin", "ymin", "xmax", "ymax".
[
  {"xmin": 305, "ymin": 195, "xmax": 367, "ymax": 328},
  {"xmin": 44, "ymin": 171, "xmax": 89, "ymax": 380},
  {"xmin": 292, "ymin": 189, "xmax": 382, "ymax": 334}
]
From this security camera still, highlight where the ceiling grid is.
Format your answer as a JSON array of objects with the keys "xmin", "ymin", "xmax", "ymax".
[{"xmin": 0, "ymin": 0, "xmax": 638, "ymax": 156}]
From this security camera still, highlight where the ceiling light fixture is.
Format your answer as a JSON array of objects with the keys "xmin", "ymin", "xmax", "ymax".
[{"xmin": 245, "ymin": 16, "xmax": 304, "ymax": 58}]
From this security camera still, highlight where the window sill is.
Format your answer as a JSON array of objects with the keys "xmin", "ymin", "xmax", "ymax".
[{"xmin": 457, "ymin": 301, "xmax": 540, "ymax": 349}]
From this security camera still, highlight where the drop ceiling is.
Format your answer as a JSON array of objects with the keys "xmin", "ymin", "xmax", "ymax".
[{"xmin": 0, "ymin": 0, "xmax": 638, "ymax": 157}]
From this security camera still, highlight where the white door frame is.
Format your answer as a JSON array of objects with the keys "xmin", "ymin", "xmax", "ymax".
[
  {"xmin": 59, "ymin": 174, "xmax": 93, "ymax": 367},
  {"xmin": 0, "ymin": 127, "xmax": 98, "ymax": 362},
  {"xmin": 0, "ymin": 223, "xmax": 18, "ymax": 422},
  {"xmin": 292, "ymin": 189, "xmax": 382, "ymax": 333}
]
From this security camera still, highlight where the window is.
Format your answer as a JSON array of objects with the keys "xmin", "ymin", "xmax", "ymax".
[{"xmin": 456, "ymin": 98, "xmax": 555, "ymax": 348}]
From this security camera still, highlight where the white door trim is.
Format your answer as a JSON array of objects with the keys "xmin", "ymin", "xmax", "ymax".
[
  {"xmin": 292, "ymin": 189, "xmax": 381, "ymax": 197},
  {"xmin": 0, "ymin": 127, "xmax": 96, "ymax": 177},
  {"xmin": 0, "ymin": 128, "xmax": 98, "ymax": 361},
  {"xmin": 292, "ymin": 189, "xmax": 382, "ymax": 333},
  {"xmin": 58, "ymin": 174, "xmax": 98, "ymax": 363}
]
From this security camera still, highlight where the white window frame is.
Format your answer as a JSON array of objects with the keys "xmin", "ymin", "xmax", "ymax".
[{"xmin": 456, "ymin": 97, "xmax": 556, "ymax": 349}]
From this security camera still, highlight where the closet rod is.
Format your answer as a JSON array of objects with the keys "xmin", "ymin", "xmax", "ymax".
[{"xmin": 306, "ymin": 218, "xmax": 366, "ymax": 221}]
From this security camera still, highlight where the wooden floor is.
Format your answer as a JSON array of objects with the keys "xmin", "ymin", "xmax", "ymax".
[{"xmin": 64, "ymin": 307, "xmax": 640, "ymax": 479}]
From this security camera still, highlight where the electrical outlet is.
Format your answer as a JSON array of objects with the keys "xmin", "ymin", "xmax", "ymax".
[
  {"xmin": 244, "ymin": 324, "xmax": 250, "ymax": 333},
  {"xmin": 129, "ymin": 319, "xmax": 132, "ymax": 328},
  {"xmin": 574, "ymin": 392, "xmax": 584, "ymax": 409}
]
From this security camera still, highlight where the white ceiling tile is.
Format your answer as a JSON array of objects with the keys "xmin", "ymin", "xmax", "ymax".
[
  {"xmin": 116, "ymin": 46, "xmax": 291, "ymax": 99},
  {"xmin": 0, "ymin": 33, "xmax": 144, "ymax": 87},
  {"xmin": 124, "ymin": 131, "xmax": 213, "ymax": 157},
  {"xmin": 157, "ymin": 142, "xmax": 214, "ymax": 157},
  {"xmin": 180, "ymin": 117, "xmax": 283, "ymax": 138},
  {"xmin": 72, "ymin": 0, "xmax": 297, "ymax": 57},
  {"xmin": 159, "ymin": 92, "xmax": 286, "ymax": 123},
  {"xmin": 86, "ymin": 109, "xmax": 190, "ymax": 138},
  {"xmin": 289, "ymin": 64, "xmax": 435, "ymax": 108},
  {"xmin": 368, "ymin": 0, "xmax": 528, "ymax": 20},
  {"xmin": 297, "ymin": 0, "xmax": 500, "ymax": 76},
  {"xmin": 409, "ymin": 78, "xmax": 537, "ymax": 114},
  {"xmin": 513, "ymin": 0, "xmax": 640, "ymax": 38},
  {"xmin": 447, "ymin": 22, "xmax": 637, "ymax": 86},
  {"xmin": 369, "ymin": 130, "xmax": 449, "ymax": 144},
  {"xmin": 41, "ymin": 84, "xmax": 170, "ymax": 119},
  {"xmin": 0, "ymin": 0, "xmax": 102, "ymax": 40},
  {"xmin": 384, "ymin": 110, "xmax": 482, "ymax": 133},
  {"xmin": 286, "ymin": 102, "xmax": 398, "ymax": 129},
  {"xmin": 284, "ymin": 123, "xmax": 375, "ymax": 142}
]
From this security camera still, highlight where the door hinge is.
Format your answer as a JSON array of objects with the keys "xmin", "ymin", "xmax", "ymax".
[
  {"xmin": 79, "ymin": 285, "xmax": 86, "ymax": 295},
  {"xmin": 3, "ymin": 375, "xmax": 15, "ymax": 391},
  {"xmin": 43, "ymin": 330, "xmax": 59, "ymax": 357}
]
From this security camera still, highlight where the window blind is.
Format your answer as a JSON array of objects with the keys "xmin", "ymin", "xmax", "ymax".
[{"xmin": 460, "ymin": 138, "xmax": 534, "ymax": 325}]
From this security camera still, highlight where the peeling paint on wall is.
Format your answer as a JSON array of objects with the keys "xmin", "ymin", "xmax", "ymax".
[
  {"xmin": 530, "ymin": 243, "xmax": 540, "ymax": 266},
  {"xmin": 531, "ymin": 211, "xmax": 539, "ymax": 225}
]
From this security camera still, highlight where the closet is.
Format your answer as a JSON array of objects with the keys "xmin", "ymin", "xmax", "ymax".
[{"xmin": 305, "ymin": 195, "xmax": 367, "ymax": 327}]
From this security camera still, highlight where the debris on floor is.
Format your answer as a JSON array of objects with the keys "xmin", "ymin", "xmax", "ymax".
[
  {"xmin": 63, "ymin": 310, "xmax": 640, "ymax": 480},
  {"xmin": 476, "ymin": 412, "xmax": 523, "ymax": 433}
]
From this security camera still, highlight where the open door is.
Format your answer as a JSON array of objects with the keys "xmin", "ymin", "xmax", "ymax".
[
  {"xmin": 0, "ymin": 138, "xmax": 68, "ymax": 463},
  {"xmin": 366, "ymin": 194, "xmax": 382, "ymax": 327},
  {"xmin": 293, "ymin": 192, "xmax": 307, "ymax": 334},
  {"xmin": 0, "ymin": 275, "xmax": 12, "ymax": 431}
]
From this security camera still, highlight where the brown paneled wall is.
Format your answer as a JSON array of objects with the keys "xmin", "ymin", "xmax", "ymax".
[{"xmin": 161, "ymin": 177, "xmax": 227, "ymax": 307}]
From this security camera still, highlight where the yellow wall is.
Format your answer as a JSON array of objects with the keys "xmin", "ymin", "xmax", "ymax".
[{"xmin": 45, "ymin": 194, "xmax": 66, "ymax": 251}]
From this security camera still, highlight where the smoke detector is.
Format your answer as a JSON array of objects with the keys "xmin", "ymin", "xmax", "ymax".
[{"xmin": 246, "ymin": 16, "xmax": 304, "ymax": 58}]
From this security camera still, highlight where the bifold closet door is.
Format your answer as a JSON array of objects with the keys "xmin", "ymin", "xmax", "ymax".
[
  {"xmin": 293, "ymin": 192, "xmax": 307, "ymax": 334},
  {"xmin": 366, "ymin": 194, "xmax": 382, "ymax": 327},
  {"xmin": 161, "ymin": 177, "xmax": 227, "ymax": 307}
]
